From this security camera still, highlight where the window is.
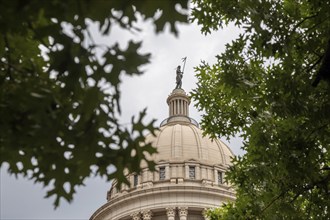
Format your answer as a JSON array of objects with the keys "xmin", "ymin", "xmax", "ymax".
[
  {"xmin": 159, "ymin": 167, "xmax": 165, "ymax": 180},
  {"xmin": 218, "ymin": 171, "xmax": 223, "ymax": 184},
  {"xmin": 133, "ymin": 174, "xmax": 138, "ymax": 187},
  {"xmin": 189, "ymin": 166, "xmax": 195, "ymax": 179}
]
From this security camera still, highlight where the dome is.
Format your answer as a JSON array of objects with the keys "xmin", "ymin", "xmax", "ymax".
[
  {"xmin": 90, "ymin": 84, "xmax": 236, "ymax": 220},
  {"xmin": 146, "ymin": 123, "xmax": 233, "ymax": 167}
]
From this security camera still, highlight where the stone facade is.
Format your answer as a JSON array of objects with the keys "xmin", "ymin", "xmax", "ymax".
[{"xmin": 90, "ymin": 88, "xmax": 235, "ymax": 220}]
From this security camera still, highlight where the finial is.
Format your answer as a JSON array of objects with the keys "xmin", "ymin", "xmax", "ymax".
[{"xmin": 175, "ymin": 57, "xmax": 187, "ymax": 89}]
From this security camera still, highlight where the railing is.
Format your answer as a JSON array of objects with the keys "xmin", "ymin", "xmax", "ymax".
[{"xmin": 160, "ymin": 116, "xmax": 199, "ymax": 128}]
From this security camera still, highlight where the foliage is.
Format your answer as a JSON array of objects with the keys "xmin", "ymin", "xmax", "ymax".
[
  {"xmin": 204, "ymin": 207, "xmax": 230, "ymax": 220},
  {"xmin": 191, "ymin": 0, "xmax": 330, "ymax": 219},
  {"xmin": 0, "ymin": 0, "xmax": 188, "ymax": 207}
]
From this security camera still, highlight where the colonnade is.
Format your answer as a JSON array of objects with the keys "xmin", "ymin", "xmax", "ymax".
[
  {"xmin": 167, "ymin": 88, "xmax": 190, "ymax": 118},
  {"xmin": 168, "ymin": 98, "xmax": 189, "ymax": 117}
]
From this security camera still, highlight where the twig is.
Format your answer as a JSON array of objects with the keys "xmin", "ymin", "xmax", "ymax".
[
  {"xmin": 259, "ymin": 191, "xmax": 287, "ymax": 215},
  {"xmin": 306, "ymin": 15, "xmax": 330, "ymax": 34},
  {"xmin": 306, "ymin": 56, "xmax": 323, "ymax": 73},
  {"xmin": 27, "ymin": 21, "xmax": 48, "ymax": 47},
  {"xmin": 305, "ymin": 123, "xmax": 329, "ymax": 143},
  {"xmin": 293, "ymin": 14, "xmax": 319, "ymax": 32},
  {"xmin": 0, "ymin": 60, "xmax": 29, "ymax": 74},
  {"xmin": 3, "ymin": 34, "xmax": 12, "ymax": 80}
]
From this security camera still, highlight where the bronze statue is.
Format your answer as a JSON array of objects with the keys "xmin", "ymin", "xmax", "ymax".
[
  {"xmin": 175, "ymin": 65, "xmax": 183, "ymax": 89},
  {"xmin": 175, "ymin": 57, "xmax": 187, "ymax": 89}
]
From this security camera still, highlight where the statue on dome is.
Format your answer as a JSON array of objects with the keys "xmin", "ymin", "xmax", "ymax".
[
  {"xmin": 175, "ymin": 57, "xmax": 187, "ymax": 89},
  {"xmin": 175, "ymin": 65, "xmax": 183, "ymax": 89}
]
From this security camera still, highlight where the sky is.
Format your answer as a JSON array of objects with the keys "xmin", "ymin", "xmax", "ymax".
[{"xmin": 0, "ymin": 10, "xmax": 243, "ymax": 220}]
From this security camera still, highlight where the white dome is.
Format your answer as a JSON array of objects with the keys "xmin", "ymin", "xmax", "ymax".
[
  {"xmin": 146, "ymin": 122, "xmax": 233, "ymax": 167},
  {"xmin": 90, "ymin": 87, "xmax": 236, "ymax": 220}
]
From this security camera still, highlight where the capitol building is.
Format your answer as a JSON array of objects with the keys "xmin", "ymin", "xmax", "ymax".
[{"xmin": 90, "ymin": 77, "xmax": 235, "ymax": 219}]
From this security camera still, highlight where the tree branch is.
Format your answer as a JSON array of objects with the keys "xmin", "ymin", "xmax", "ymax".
[
  {"xmin": 259, "ymin": 191, "xmax": 287, "ymax": 215},
  {"xmin": 305, "ymin": 123, "xmax": 329, "ymax": 141},
  {"xmin": 306, "ymin": 15, "xmax": 330, "ymax": 34},
  {"xmin": 0, "ymin": 60, "xmax": 30, "ymax": 74},
  {"xmin": 293, "ymin": 14, "xmax": 319, "ymax": 32},
  {"xmin": 321, "ymin": 166, "xmax": 330, "ymax": 171},
  {"xmin": 290, "ymin": 171, "xmax": 330, "ymax": 203},
  {"xmin": 27, "ymin": 21, "xmax": 49, "ymax": 47},
  {"xmin": 312, "ymin": 39, "xmax": 330, "ymax": 87},
  {"xmin": 306, "ymin": 56, "xmax": 323, "ymax": 73}
]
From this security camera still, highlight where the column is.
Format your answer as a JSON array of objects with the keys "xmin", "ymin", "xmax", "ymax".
[
  {"xmin": 196, "ymin": 165, "xmax": 200, "ymax": 180},
  {"xmin": 130, "ymin": 212, "xmax": 140, "ymax": 220},
  {"xmin": 166, "ymin": 207, "xmax": 176, "ymax": 220},
  {"xmin": 185, "ymin": 165, "xmax": 189, "ymax": 179},
  {"xmin": 175, "ymin": 99, "xmax": 178, "ymax": 115},
  {"xmin": 213, "ymin": 168, "xmax": 217, "ymax": 183},
  {"xmin": 171, "ymin": 100, "xmax": 174, "ymax": 116},
  {"xmin": 165, "ymin": 165, "xmax": 170, "ymax": 179},
  {"xmin": 183, "ymin": 100, "xmax": 187, "ymax": 115},
  {"xmin": 148, "ymin": 169, "xmax": 153, "ymax": 182},
  {"xmin": 141, "ymin": 209, "xmax": 152, "ymax": 220},
  {"xmin": 178, "ymin": 207, "xmax": 188, "ymax": 220},
  {"xmin": 180, "ymin": 99, "xmax": 183, "ymax": 114},
  {"xmin": 142, "ymin": 169, "xmax": 147, "ymax": 183}
]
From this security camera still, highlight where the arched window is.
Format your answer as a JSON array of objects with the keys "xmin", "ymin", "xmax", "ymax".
[
  {"xmin": 159, "ymin": 167, "xmax": 165, "ymax": 180},
  {"xmin": 218, "ymin": 171, "xmax": 223, "ymax": 184},
  {"xmin": 189, "ymin": 166, "xmax": 195, "ymax": 179},
  {"xmin": 134, "ymin": 174, "xmax": 138, "ymax": 187}
]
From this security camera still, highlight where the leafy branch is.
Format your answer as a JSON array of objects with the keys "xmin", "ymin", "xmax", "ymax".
[{"xmin": 0, "ymin": 0, "xmax": 189, "ymax": 208}]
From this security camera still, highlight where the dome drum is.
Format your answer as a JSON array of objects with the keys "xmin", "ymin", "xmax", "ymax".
[{"xmin": 107, "ymin": 161, "xmax": 231, "ymax": 201}]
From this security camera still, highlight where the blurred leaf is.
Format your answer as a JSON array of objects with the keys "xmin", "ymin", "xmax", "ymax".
[{"xmin": 0, "ymin": 0, "xmax": 188, "ymax": 208}]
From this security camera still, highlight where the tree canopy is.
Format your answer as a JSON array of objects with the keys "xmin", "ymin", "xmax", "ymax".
[
  {"xmin": 191, "ymin": 0, "xmax": 330, "ymax": 219},
  {"xmin": 0, "ymin": 0, "xmax": 188, "ymax": 207}
]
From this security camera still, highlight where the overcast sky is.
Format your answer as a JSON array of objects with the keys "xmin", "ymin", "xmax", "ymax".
[{"xmin": 1, "ymin": 12, "xmax": 243, "ymax": 220}]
